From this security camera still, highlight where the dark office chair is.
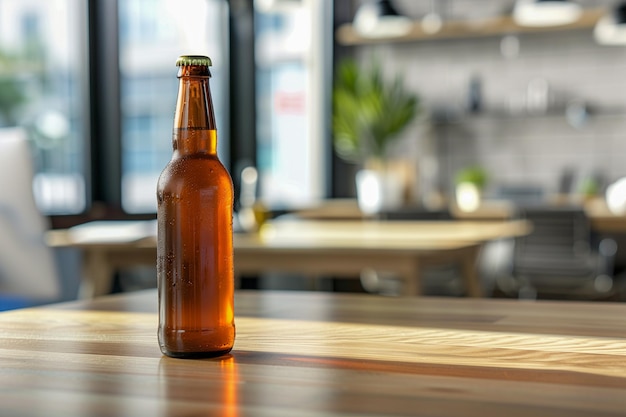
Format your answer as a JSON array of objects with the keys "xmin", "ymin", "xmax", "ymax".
[{"xmin": 507, "ymin": 206, "xmax": 617, "ymax": 299}]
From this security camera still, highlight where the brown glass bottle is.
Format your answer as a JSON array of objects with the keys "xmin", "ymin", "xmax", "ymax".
[{"xmin": 157, "ymin": 55, "xmax": 235, "ymax": 358}]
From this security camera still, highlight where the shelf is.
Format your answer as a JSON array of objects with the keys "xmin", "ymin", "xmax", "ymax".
[
  {"xmin": 336, "ymin": 8, "xmax": 604, "ymax": 46},
  {"xmin": 429, "ymin": 104, "xmax": 626, "ymax": 129}
]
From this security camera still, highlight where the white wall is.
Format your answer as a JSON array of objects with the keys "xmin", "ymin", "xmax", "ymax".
[{"xmin": 354, "ymin": 2, "xmax": 626, "ymax": 199}]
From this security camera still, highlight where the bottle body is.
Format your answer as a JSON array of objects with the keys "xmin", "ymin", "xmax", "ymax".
[{"xmin": 157, "ymin": 56, "xmax": 235, "ymax": 358}]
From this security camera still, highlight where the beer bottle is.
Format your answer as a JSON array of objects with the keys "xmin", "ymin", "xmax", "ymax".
[{"xmin": 157, "ymin": 55, "xmax": 235, "ymax": 358}]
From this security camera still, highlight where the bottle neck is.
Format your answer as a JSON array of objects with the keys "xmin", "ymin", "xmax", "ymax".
[{"xmin": 173, "ymin": 67, "xmax": 217, "ymax": 155}]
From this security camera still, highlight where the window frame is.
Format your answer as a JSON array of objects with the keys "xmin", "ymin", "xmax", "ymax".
[{"xmin": 51, "ymin": 0, "xmax": 251, "ymax": 228}]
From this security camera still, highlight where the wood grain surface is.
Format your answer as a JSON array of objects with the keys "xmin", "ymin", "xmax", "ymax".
[{"xmin": 0, "ymin": 290, "xmax": 625, "ymax": 416}]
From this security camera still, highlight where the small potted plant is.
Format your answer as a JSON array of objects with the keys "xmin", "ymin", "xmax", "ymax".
[
  {"xmin": 332, "ymin": 58, "xmax": 420, "ymax": 213},
  {"xmin": 454, "ymin": 166, "xmax": 488, "ymax": 212}
]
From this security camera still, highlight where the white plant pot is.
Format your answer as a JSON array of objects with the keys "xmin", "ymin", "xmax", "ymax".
[
  {"xmin": 455, "ymin": 182, "xmax": 481, "ymax": 213},
  {"xmin": 356, "ymin": 169, "xmax": 403, "ymax": 215}
]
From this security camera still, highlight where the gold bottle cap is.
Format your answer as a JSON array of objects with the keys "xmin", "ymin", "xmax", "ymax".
[{"xmin": 175, "ymin": 55, "xmax": 212, "ymax": 67}]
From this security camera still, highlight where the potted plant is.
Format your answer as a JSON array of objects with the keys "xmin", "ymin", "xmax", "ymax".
[
  {"xmin": 332, "ymin": 58, "xmax": 420, "ymax": 213},
  {"xmin": 454, "ymin": 166, "xmax": 488, "ymax": 212}
]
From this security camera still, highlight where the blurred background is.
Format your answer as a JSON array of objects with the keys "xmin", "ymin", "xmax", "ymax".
[{"xmin": 3, "ymin": 0, "xmax": 626, "ymax": 303}]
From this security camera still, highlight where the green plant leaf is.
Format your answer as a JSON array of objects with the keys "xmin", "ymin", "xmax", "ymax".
[{"xmin": 332, "ymin": 58, "xmax": 420, "ymax": 163}]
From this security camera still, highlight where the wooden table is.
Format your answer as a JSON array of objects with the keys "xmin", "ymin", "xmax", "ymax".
[
  {"xmin": 583, "ymin": 198, "xmax": 626, "ymax": 234},
  {"xmin": 0, "ymin": 289, "xmax": 625, "ymax": 416},
  {"xmin": 47, "ymin": 219, "xmax": 529, "ymax": 300},
  {"xmin": 287, "ymin": 198, "xmax": 626, "ymax": 234}
]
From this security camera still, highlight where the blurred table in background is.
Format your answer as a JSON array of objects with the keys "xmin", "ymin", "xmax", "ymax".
[
  {"xmin": 583, "ymin": 198, "xmax": 626, "ymax": 234},
  {"xmin": 46, "ymin": 218, "xmax": 529, "ymax": 300},
  {"xmin": 288, "ymin": 198, "xmax": 626, "ymax": 234}
]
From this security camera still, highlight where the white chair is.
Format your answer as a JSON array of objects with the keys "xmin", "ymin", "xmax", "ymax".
[{"xmin": 0, "ymin": 128, "xmax": 61, "ymax": 309}]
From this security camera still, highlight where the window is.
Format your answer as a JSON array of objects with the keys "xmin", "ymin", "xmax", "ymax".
[
  {"xmin": 0, "ymin": 0, "xmax": 88, "ymax": 214},
  {"xmin": 254, "ymin": 0, "xmax": 331, "ymax": 207},
  {"xmin": 1, "ymin": 0, "xmax": 329, "ymax": 220},
  {"xmin": 118, "ymin": 0, "xmax": 230, "ymax": 213}
]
